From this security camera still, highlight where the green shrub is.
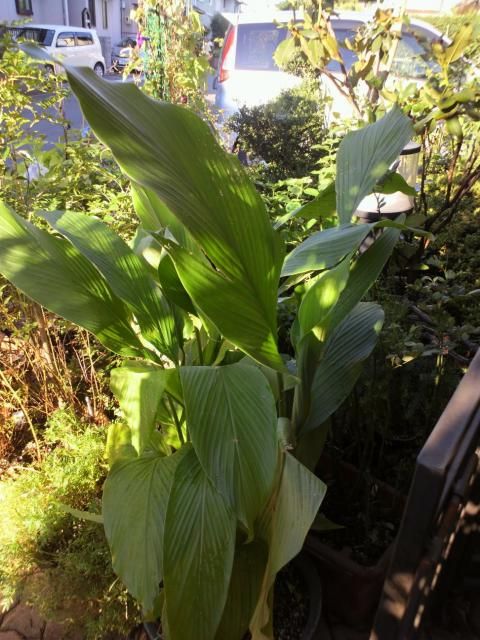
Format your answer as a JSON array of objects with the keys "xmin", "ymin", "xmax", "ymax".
[
  {"xmin": 0, "ymin": 409, "xmax": 140, "ymax": 638},
  {"xmin": 228, "ymin": 80, "xmax": 327, "ymax": 179}
]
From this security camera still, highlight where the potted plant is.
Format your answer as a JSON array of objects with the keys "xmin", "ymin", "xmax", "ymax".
[{"xmin": 0, "ymin": 51, "xmax": 420, "ymax": 638}]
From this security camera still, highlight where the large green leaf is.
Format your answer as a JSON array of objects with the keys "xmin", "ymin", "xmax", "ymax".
[
  {"xmin": 297, "ymin": 255, "xmax": 351, "ymax": 341},
  {"xmin": 281, "ymin": 224, "xmax": 370, "ymax": 277},
  {"xmin": 163, "ymin": 447, "xmax": 236, "ymax": 640},
  {"xmin": 102, "ymin": 448, "xmax": 186, "ymax": 612},
  {"xmin": 62, "ymin": 66, "xmax": 285, "ymax": 371},
  {"xmin": 250, "ymin": 453, "xmax": 326, "ymax": 639},
  {"xmin": 328, "ymin": 224, "xmax": 402, "ymax": 328},
  {"xmin": 0, "ymin": 202, "xmax": 143, "ymax": 357},
  {"xmin": 303, "ymin": 302, "xmax": 384, "ymax": 432},
  {"xmin": 292, "ymin": 226, "xmax": 401, "ymax": 432},
  {"xmin": 164, "ymin": 241, "xmax": 285, "ymax": 370},
  {"xmin": 105, "ymin": 422, "xmax": 137, "ymax": 467},
  {"xmin": 180, "ymin": 364, "xmax": 278, "ymax": 535},
  {"xmin": 132, "ymin": 183, "xmax": 199, "ymax": 254},
  {"xmin": 336, "ymin": 107, "xmax": 414, "ymax": 224},
  {"xmin": 42, "ymin": 211, "xmax": 178, "ymax": 359},
  {"xmin": 293, "ymin": 256, "xmax": 351, "ymax": 430},
  {"xmin": 110, "ymin": 362, "xmax": 173, "ymax": 456},
  {"xmin": 215, "ymin": 540, "xmax": 269, "ymax": 640}
]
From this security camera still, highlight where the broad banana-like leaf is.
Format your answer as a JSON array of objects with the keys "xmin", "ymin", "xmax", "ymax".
[
  {"xmin": 292, "ymin": 226, "xmax": 401, "ymax": 432},
  {"xmin": 0, "ymin": 202, "xmax": 144, "ymax": 357},
  {"xmin": 282, "ymin": 217, "xmax": 427, "ymax": 278},
  {"xmin": 180, "ymin": 364, "xmax": 278, "ymax": 535},
  {"xmin": 328, "ymin": 224, "xmax": 402, "ymax": 328},
  {"xmin": 102, "ymin": 448, "xmax": 187, "ymax": 612},
  {"xmin": 132, "ymin": 183, "xmax": 199, "ymax": 254},
  {"xmin": 110, "ymin": 362, "xmax": 174, "ymax": 456},
  {"xmin": 62, "ymin": 66, "xmax": 285, "ymax": 371},
  {"xmin": 281, "ymin": 224, "xmax": 370, "ymax": 277},
  {"xmin": 215, "ymin": 539, "xmax": 269, "ymax": 640},
  {"xmin": 250, "ymin": 453, "xmax": 326, "ymax": 639},
  {"xmin": 163, "ymin": 447, "xmax": 236, "ymax": 640},
  {"xmin": 42, "ymin": 211, "xmax": 178, "ymax": 359},
  {"xmin": 105, "ymin": 422, "xmax": 137, "ymax": 467},
  {"xmin": 336, "ymin": 107, "xmax": 414, "ymax": 224},
  {"xmin": 164, "ymin": 241, "xmax": 285, "ymax": 370},
  {"xmin": 293, "ymin": 256, "xmax": 352, "ymax": 429},
  {"xmin": 297, "ymin": 255, "xmax": 351, "ymax": 341},
  {"xmin": 303, "ymin": 302, "xmax": 384, "ymax": 432}
]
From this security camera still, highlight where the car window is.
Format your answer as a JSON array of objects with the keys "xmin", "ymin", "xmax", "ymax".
[
  {"xmin": 75, "ymin": 32, "xmax": 94, "ymax": 46},
  {"xmin": 391, "ymin": 29, "xmax": 441, "ymax": 78},
  {"xmin": 56, "ymin": 32, "xmax": 75, "ymax": 48},
  {"xmin": 117, "ymin": 38, "xmax": 135, "ymax": 47},
  {"xmin": 235, "ymin": 24, "xmax": 288, "ymax": 71},
  {"xmin": 14, "ymin": 27, "xmax": 55, "ymax": 46}
]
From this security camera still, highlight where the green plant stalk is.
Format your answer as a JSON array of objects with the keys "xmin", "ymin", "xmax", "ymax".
[{"xmin": 166, "ymin": 394, "xmax": 185, "ymax": 445}]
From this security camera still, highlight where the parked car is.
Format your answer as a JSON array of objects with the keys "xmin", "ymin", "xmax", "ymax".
[
  {"xmin": 11, "ymin": 24, "xmax": 106, "ymax": 76},
  {"xmin": 111, "ymin": 37, "xmax": 136, "ymax": 73},
  {"xmin": 215, "ymin": 11, "xmax": 449, "ymax": 120}
]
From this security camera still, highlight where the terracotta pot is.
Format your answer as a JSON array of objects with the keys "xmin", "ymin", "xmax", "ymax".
[
  {"xmin": 305, "ymin": 532, "xmax": 391, "ymax": 630},
  {"xmin": 305, "ymin": 454, "xmax": 406, "ymax": 630},
  {"xmin": 143, "ymin": 552, "xmax": 323, "ymax": 640}
]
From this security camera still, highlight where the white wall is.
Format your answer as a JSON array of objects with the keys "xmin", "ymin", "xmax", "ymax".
[{"xmin": 0, "ymin": 0, "xmax": 65, "ymax": 24}]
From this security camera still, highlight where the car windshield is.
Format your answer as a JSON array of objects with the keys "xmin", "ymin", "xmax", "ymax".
[
  {"xmin": 232, "ymin": 21, "xmax": 443, "ymax": 79},
  {"xmin": 235, "ymin": 24, "xmax": 288, "ymax": 71},
  {"xmin": 14, "ymin": 28, "xmax": 55, "ymax": 46},
  {"xmin": 330, "ymin": 24, "xmax": 441, "ymax": 78},
  {"xmin": 116, "ymin": 38, "xmax": 135, "ymax": 48}
]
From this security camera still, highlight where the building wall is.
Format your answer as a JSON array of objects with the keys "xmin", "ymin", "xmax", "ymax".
[{"xmin": 1, "ymin": 0, "xmax": 65, "ymax": 24}]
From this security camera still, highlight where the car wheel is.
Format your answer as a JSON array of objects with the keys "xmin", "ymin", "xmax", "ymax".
[{"xmin": 94, "ymin": 62, "xmax": 105, "ymax": 77}]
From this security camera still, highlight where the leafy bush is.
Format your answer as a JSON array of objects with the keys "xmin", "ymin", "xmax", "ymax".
[
  {"xmin": 328, "ymin": 207, "xmax": 480, "ymax": 493},
  {"xmin": 426, "ymin": 13, "xmax": 480, "ymax": 64},
  {"xmin": 0, "ymin": 32, "xmax": 130, "ymax": 444},
  {"xmin": 0, "ymin": 409, "xmax": 140, "ymax": 638},
  {"xmin": 228, "ymin": 80, "xmax": 327, "ymax": 179}
]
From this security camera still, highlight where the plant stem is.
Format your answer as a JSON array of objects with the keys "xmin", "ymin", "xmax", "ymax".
[
  {"xmin": 167, "ymin": 395, "xmax": 185, "ymax": 445},
  {"xmin": 194, "ymin": 327, "xmax": 204, "ymax": 365},
  {"xmin": 277, "ymin": 372, "xmax": 287, "ymax": 417}
]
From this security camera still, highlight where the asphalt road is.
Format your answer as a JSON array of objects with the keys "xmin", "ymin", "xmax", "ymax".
[{"xmin": 28, "ymin": 73, "xmax": 128, "ymax": 148}]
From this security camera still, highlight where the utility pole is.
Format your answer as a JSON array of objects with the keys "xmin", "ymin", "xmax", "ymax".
[{"xmin": 62, "ymin": 0, "xmax": 70, "ymax": 25}]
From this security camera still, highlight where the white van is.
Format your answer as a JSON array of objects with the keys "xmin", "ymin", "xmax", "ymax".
[{"xmin": 12, "ymin": 25, "xmax": 106, "ymax": 76}]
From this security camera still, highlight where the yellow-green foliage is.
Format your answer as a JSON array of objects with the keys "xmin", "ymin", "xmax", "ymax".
[{"xmin": 0, "ymin": 410, "xmax": 140, "ymax": 638}]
